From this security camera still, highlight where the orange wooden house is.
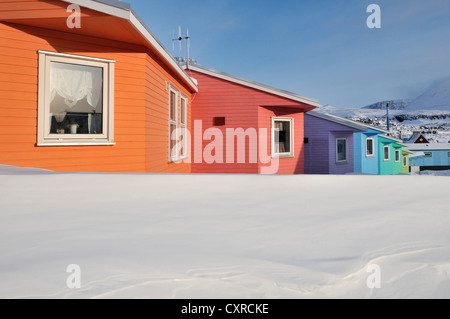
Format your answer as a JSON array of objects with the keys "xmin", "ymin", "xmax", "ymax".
[{"xmin": 0, "ymin": 0, "xmax": 198, "ymax": 173}]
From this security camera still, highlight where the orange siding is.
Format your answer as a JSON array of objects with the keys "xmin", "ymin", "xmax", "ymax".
[
  {"xmin": 144, "ymin": 50, "xmax": 191, "ymax": 173},
  {"xmin": 0, "ymin": 18, "xmax": 192, "ymax": 172}
]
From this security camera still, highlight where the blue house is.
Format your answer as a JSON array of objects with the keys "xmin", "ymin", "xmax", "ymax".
[
  {"xmin": 305, "ymin": 111, "xmax": 408, "ymax": 175},
  {"xmin": 353, "ymin": 127, "xmax": 388, "ymax": 175},
  {"xmin": 406, "ymin": 143, "xmax": 450, "ymax": 171}
]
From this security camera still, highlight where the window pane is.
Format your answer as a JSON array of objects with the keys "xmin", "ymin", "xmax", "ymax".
[
  {"xmin": 337, "ymin": 139, "xmax": 347, "ymax": 161},
  {"xmin": 170, "ymin": 124, "xmax": 177, "ymax": 158},
  {"xmin": 180, "ymin": 128, "xmax": 186, "ymax": 157},
  {"xmin": 395, "ymin": 150, "xmax": 400, "ymax": 162},
  {"xmin": 181, "ymin": 99, "xmax": 186, "ymax": 125},
  {"xmin": 274, "ymin": 120, "xmax": 290, "ymax": 154},
  {"xmin": 366, "ymin": 139, "xmax": 373, "ymax": 155},
  {"xmin": 384, "ymin": 147, "xmax": 389, "ymax": 160},
  {"xmin": 170, "ymin": 91, "xmax": 176, "ymax": 121},
  {"xmin": 49, "ymin": 62, "xmax": 103, "ymax": 135}
]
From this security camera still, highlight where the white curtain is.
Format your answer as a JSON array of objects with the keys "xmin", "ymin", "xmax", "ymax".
[{"xmin": 50, "ymin": 62, "xmax": 102, "ymax": 109}]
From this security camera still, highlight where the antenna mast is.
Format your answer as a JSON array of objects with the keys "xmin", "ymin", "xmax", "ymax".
[{"xmin": 172, "ymin": 26, "xmax": 191, "ymax": 69}]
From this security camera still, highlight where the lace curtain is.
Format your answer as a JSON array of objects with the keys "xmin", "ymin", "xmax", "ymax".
[{"xmin": 50, "ymin": 62, "xmax": 103, "ymax": 109}]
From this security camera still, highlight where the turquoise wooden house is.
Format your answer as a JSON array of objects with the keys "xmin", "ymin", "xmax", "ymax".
[{"xmin": 378, "ymin": 135, "xmax": 406, "ymax": 175}]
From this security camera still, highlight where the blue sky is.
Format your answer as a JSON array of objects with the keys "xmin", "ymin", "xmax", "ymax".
[{"xmin": 126, "ymin": 0, "xmax": 450, "ymax": 108}]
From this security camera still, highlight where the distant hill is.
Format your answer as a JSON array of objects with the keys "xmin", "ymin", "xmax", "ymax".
[
  {"xmin": 362, "ymin": 99, "xmax": 412, "ymax": 110},
  {"xmin": 407, "ymin": 78, "xmax": 450, "ymax": 111}
]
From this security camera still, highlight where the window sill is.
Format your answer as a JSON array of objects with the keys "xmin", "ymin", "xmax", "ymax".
[
  {"xmin": 169, "ymin": 157, "xmax": 187, "ymax": 163},
  {"xmin": 272, "ymin": 154, "xmax": 295, "ymax": 159},
  {"xmin": 37, "ymin": 141, "xmax": 116, "ymax": 147}
]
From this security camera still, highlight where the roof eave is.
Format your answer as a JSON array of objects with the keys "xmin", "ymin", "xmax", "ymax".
[
  {"xmin": 61, "ymin": 0, "xmax": 198, "ymax": 93},
  {"xmin": 185, "ymin": 64, "xmax": 319, "ymax": 107}
]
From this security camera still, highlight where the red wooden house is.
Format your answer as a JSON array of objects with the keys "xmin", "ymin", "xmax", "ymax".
[
  {"xmin": 0, "ymin": 0, "xmax": 197, "ymax": 173},
  {"xmin": 184, "ymin": 65, "xmax": 319, "ymax": 174}
]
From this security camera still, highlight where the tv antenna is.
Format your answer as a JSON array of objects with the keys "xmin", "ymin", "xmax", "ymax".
[{"xmin": 172, "ymin": 26, "xmax": 191, "ymax": 69}]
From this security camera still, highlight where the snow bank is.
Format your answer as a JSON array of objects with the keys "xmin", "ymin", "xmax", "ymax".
[{"xmin": 1, "ymin": 168, "xmax": 450, "ymax": 299}]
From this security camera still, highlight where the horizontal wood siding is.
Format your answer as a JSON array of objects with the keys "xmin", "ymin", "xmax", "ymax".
[
  {"xmin": 304, "ymin": 114, "xmax": 360, "ymax": 175},
  {"xmin": 354, "ymin": 131, "xmax": 380, "ymax": 175},
  {"xmin": 189, "ymin": 71, "xmax": 259, "ymax": 174},
  {"xmin": 0, "ymin": 18, "xmax": 193, "ymax": 173},
  {"xmin": 328, "ymin": 131, "xmax": 355, "ymax": 175},
  {"xmin": 304, "ymin": 114, "xmax": 330, "ymax": 174},
  {"xmin": 0, "ymin": 22, "xmax": 147, "ymax": 172},
  {"xmin": 189, "ymin": 70, "xmax": 312, "ymax": 174},
  {"xmin": 258, "ymin": 106, "xmax": 305, "ymax": 175},
  {"xmin": 145, "ymin": 50, "xmax": 191, "ymax": 173}
]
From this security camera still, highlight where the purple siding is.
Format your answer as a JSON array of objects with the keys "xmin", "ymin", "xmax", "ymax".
[{"xmin": 304, "ymin": 114, "xmax": 360, "ymax": 175}]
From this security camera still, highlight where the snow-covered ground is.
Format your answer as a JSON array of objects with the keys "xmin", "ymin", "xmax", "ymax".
[{"xmin": 1, "ymin": 165, "xmax": 450, "ymax": 299}]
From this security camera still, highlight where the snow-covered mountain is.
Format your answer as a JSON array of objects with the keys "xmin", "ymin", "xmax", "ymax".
[
  {"xmin": 316, "ymin": 105, "xmax": 450, "ymax": 143},
  {"xmin": 362, "ymin": 99, "xmax": 413, "ymax": 110},
  {"xmin": 407, "ymin": 78, "xmax": 450, "ymax": 111},
  {"xmin": 316, "ymin": 77, "xmax": 450, "ymax": 143}
]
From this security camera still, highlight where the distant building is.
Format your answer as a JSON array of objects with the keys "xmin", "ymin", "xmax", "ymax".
[
  {"xmin": 406, "ymin": 133, "xmax": 430, "ymax": 144},
  {"xmin": 406, "ymin": 144, "xmax": 450, "ymax": 171},
  {"xmin": 304, "ymin": 112, "xmax": 410, "ymax": 175}
]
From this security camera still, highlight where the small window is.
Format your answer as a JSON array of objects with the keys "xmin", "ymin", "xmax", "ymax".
[
  {"xmin": 336, "ymin": 138, "xmax": 348, "ymax": 163},
  {"xmin": 304, "ymin": 137, "xmax": 309, "ymax": 144},
  {"xmin": 395, "ymin": 150, "xmax": 401, "ymax": 162},
  {"xmin": 403, "ymin": 156, "xmax": 408, "ymax": 167},
  {"xmin": 383, "ymin": 146, "xmax": 390, "ymax": 161},
  {"xmin": 448, "ymin": 152, "xmax": 450, "ymax": 158},
  {"xmin": 424, "ymin": 152, "xmax": 433, "ymax": 158},
  {"xmin": 272, "ymin": 117, "xmax": 294, "ymax": 157},
  {"xmin": 37, "ymin": 51, "xmax": 115, "ymax": 146},
  {"xmin": 213, "ymin": 117, "xmax": 226, "ymax": 126},
  {"xmin": 169, "ymin": 88, "xmax": 178, "ymax": 161},
  {"xmin": 366, "ymin": 138, "xmax": 374, "ymax": 157},
  {"xmin": 180, "ymin": 95, "xmax": 187, "ymax": 158}
]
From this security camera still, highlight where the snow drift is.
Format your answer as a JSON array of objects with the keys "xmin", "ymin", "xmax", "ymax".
[{"xmin": 1, "ymin": 165, "xmax": 450, "ymax": 299}]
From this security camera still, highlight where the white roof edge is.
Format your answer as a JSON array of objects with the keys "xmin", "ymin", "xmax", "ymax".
[
  {"xmin": 62, "ymin": 0, "xmax": 198, "ymax": 93},
  {"xmin": 405, "ymin": 144, "xmax": 450, "ymax": 151},
  {"xmin": 379, "ymin": 134, "xmax": 406, "ymax": 145},
  {"xmin": 306, "ymin": 111, "xmax": 368, "ymax": 131},
  {"xmin": 185, "ymin": 64, "xmax": 320, "ymax": 107}
]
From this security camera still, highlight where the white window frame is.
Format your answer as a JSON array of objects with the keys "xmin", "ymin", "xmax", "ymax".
[
  {"xmin": 271, "ymin": 117, "xmax": 294, "ymax": 158},
  {"xmin": 403, "ymin": 156, "xmax": 408, "ymax": 168},
  {"xmin": 168, "ymin": 86, "xmax": 179, "ymax": 162},
  {"xmin": 37, "ymin": 51, "xmax": 115, "ymax": 146},
  {"xmin": 395, "ymin": 150, "xmax": 401, "ymax": 163},
  {"xmin": 180, "ymin": 94, "xmax": 188, "ymax": 159},
  {"xmin": 383, "ymin": 145, "xmax": 390, "ymax": 161},
  {"xmin": 366, "ymin": 138, "xmax": 375, "ymax": 157},
  {"xmin": 336, "ymin": 138, "xmax": 348, "ymax": 163}
]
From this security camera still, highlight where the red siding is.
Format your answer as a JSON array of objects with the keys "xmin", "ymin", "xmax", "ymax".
[{"xmin": 188, "ymin": 69, "xmax": 311, "ymax": 175}]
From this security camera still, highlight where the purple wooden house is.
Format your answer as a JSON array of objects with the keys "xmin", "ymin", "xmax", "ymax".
[{"xmin": 304, "ymin": 112, "xmax": 367, "ymax": 175}]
